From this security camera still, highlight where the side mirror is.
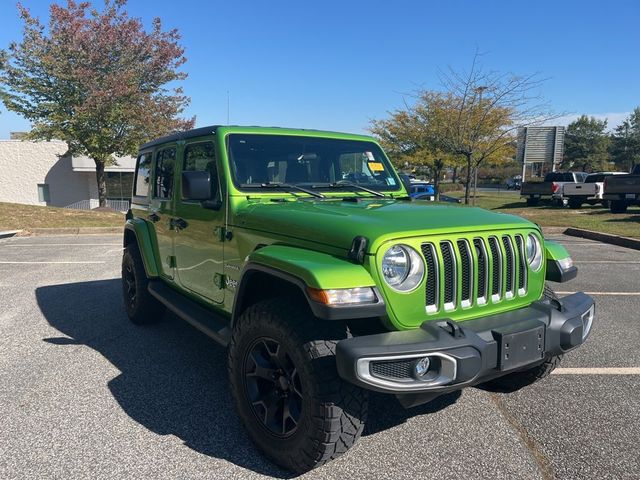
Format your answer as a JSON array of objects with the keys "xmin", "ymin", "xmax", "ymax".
[{"xmin": 182, "ymin": 171, "xmax": 212, "ymax": 201}]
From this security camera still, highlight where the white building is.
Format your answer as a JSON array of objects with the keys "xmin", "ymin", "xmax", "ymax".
[{"xmin": 0, "ymin": 134, "xmax": 135, "ymax": 209}]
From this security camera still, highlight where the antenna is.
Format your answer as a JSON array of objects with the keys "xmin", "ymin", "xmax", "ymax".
[{"xmin": 227, "ymin": 90, "xmax": 230, "ymax": 125}]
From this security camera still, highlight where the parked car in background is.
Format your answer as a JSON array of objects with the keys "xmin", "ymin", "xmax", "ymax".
[
  {"xmin": 603, "ymin": 164, "xmax": 640, "ymax": 213},
  {"xmin": 407, "ymin": 180, "xmax": 462, "ymax": 203},
  {"xmin": 408, "ymin": 181, "xmax": 436, "ymax": 200},
  {"xmin": 521, "ymin": 171, "xmax": 588, "ymax": 206},
  {"xmin": 506, "ymin": 176, "xmax": 522, "ymax": 190},
  {"xmin": 563, "ymin": 172, "xmax": 627, "ymax": 208},
  {"xmin": 413, "ymin": 192, "xmax": 462, "ymax": 203}
]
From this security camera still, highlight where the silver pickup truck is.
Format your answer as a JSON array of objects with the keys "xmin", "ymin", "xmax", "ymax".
[
  {"xmin": 521, "ymin": 171, "xmax": 588, "ymax": 206},
  {"xmin": 563, "ymin": 172, "xmax": 627, "ymax": 208}
]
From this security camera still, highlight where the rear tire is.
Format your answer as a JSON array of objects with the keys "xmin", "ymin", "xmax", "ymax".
[
  {"xmin": 228, "ymin": 299, "xmax": 368, "ymax": 473},
  {"xmin": 526, "ymin": 197, "xmax": 539, "ymax": 207},
  {"xmin": 610, "ymin": 200, "xmax": 628, "ymax": 214},
  {"xmin": 121, "ymin": 243, "xmax": 165, "ymax": 325},
  {"xmin": 480, "ymin": 284, "xmax": 562, "ymax": 392}
]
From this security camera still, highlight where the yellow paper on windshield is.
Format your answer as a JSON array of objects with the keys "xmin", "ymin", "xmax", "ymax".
[{"xmin": 368, "ymin": 162, "xmax": 384, "ymax": 171}]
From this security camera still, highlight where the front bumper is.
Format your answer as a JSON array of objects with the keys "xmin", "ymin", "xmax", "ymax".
[{"xmin": 336, "ymin": 292, "xmax": 594, "ymax": 401}]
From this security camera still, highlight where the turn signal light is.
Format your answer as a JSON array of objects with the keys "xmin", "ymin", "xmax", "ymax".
[{"xmin": 307, "ymin": 287, "xmax": 377, "ymax": 305}]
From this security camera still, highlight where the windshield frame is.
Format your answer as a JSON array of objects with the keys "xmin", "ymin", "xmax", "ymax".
[{"xmin": 225, "ymin": 133, "xmax": 402, "ymax": 195}]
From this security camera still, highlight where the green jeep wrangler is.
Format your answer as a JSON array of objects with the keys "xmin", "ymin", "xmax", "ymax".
[{"xmin": 122, "ymin": 125, "xmax": 594, "ymax": 472}]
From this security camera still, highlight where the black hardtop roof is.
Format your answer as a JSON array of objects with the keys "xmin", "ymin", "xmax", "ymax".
[
  {"xmin": 139, "ymin": 125, "xmax": 221, "ymax": 150},
  {"xmin": 138, "ymin": 124, "xmax": 367, "ymax": 150}
]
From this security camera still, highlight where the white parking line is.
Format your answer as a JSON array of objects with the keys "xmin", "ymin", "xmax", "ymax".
[
  {"xmin": 548, "ymin": 243, "xmax": 611, "ymax": 246},
  {"xmin": 574, "ymin": 261, "xmax": 640, "ymax": 264},
  {"xmin": 0, "ymin": 261, "xmax": 106, "ymax": 264},
  {"xmin": 556, "ymin": 291, "xmax": 640, "ymax": 296},
  {"xmin": 2, "ymin": 243, "xmax": 120, "ymax": 247},
  {"xmin": 552, "ymin": 368, "xmax": 640, "ymax": 375}
]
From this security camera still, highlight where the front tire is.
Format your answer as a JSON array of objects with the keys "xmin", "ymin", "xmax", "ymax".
[
  {"xmin": 228, "ymin": 299, "xmax": 368, "ymax": 473},
  {"xmin": 121, "ymin": 243, "xmax": 165, "ymax": 325}
]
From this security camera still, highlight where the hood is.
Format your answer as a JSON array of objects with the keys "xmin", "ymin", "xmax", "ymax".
[{"xmin": 233, "ymin": 198, "xmax": 535, "ymax": 253}]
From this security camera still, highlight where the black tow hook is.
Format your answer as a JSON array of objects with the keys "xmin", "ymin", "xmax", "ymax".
[{"xmin": 437, "ymin": 320, "xmax": 465, "ymax": 338}]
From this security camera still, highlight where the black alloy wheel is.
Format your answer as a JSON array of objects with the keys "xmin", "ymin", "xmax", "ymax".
[
  {"xmin": 243, "ymin": 337, "xmax": 303, "ymax": 437},
  {"xmin": 123, "ymin": 262, "xmax": 137, "ymax": 309}
]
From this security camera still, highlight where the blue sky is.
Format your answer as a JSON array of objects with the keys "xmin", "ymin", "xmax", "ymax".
[{"xmin": 1, "ymin": 0, "xmax": 639, "ymax": 139}]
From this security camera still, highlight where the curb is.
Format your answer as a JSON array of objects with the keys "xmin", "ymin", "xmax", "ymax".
[
  {"xmin": 22, "ymin": 227, "xmax": 122, "ymax": 236},
  {"xmin": 564, "ymin": 227, "xmax": 640, "ymax": 250},
  {"xmin": 0, "ymin": 230, "xmax": 22, "ymax": 239}
]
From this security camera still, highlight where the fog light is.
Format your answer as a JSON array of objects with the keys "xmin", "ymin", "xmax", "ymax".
[
  {"xmin": 414, "ymin": 356, "xmax": 431, "ymax": 377},
  {"xmin": 581, "ymin": 305, "xmax": 595, "ymax": 340}
]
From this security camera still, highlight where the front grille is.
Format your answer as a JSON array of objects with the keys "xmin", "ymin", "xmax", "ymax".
[
  {"xmin": 422, "ymin": 234, "xmax": 527, "ymax": 314},
  {"xmin": 488, "ymin": 237, "xmax": 502, "ymax": 299},
  {"xmin": 502, "ymin": 236, "xmax": 515, "ymax": 298},
  {"xmin": 457, "ymin": 240, "xmax": 473, "ymax": 307},
  {"xmin": 515, "ymin": 235, "xmax": 527, "ymax": 293},
  {"xmin": 421, "ymin": 243, "xmax": 439, "ymax": 312},
  {"xmin": 440, "ymin": 241, "xmax": 456, "ymax": 310}
]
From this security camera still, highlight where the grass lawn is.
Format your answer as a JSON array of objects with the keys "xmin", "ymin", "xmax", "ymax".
[
  {"xmin": 2, "ymin": 195, "xmax": 638, "ymax": 238},
  {"xmin": 0, "ymin": 202, "xmax": 124, "ymax": 230},
  {"xmin": 450, "ymin": 192, "xmax": 640, "ymax": 239}
]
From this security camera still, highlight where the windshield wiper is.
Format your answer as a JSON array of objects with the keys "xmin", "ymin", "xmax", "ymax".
[
  {"xmin": 253, "ymin": 182, "xmax": 325, "ymax": 199},
  {"xmin": 327, "ymin": 181, "xmax": 385, "ymax": 198}
]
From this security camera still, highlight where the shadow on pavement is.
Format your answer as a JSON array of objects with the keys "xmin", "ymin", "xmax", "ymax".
[{"xmin": 36, "ymin": 278, "xmax": 460, "ymax": 477}]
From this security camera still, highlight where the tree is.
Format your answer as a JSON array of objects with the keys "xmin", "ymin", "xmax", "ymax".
[
  {"xmin": 431, "ymin": 57, "xmax": 558, "ymax": 204},
  {"xmin": 371, "ymin": 54, "xmax": 557, "ymax": 204},
  {"xmin": 0, "ymin": 0, "xmax": 194, "ymax": 207},
  {"xmin": 370, "ymin": 100, "xmax": 464, "ymax": 200},
  {"xmin": 610, "ymin": 108, "xmax": 640, "ymax": 172},
  {"xmin": 561, "ymin": 115, "xmax": 611, "ymax": 172}
]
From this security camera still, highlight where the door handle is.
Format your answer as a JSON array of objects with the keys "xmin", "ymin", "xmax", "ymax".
[
  {"xmin": 170, "ymin": 217, "xmax": 189, "ymax": 231},
  {"xmin": 148, "ymin": 212, "xmax": 160, "ymax": 223}
]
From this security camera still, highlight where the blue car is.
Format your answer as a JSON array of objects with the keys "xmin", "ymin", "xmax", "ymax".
[{"xmin": 409, "ymin": 182, "xmax": 436, "ymax": 199}]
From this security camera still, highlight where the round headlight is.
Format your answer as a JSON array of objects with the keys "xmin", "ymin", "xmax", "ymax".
[
  {"xmin": 381, "ymin": 244, "xmax": 425, "ymax": 292},
  {"xmin": 526, "ymin": 234, "xmax": 543, "ymax": 271}
]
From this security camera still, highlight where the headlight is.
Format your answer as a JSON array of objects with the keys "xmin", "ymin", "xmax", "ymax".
[
  {"xmin": 526, "ymin": 234, "xmax": 543, "ymax": 271},
  {"xmin": 381, "ymin": 244, "xmax": 424, "ymax": 292}
]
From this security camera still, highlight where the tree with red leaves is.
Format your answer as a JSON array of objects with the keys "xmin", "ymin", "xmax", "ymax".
[{"xmin": 0, "ymin": 0, "xmax": 194, "ymax": 207}]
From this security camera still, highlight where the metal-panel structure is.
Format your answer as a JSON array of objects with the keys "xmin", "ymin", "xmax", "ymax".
[{"xmin": 516, "ymin": 126, "xmax": 565, "ymax": 178}]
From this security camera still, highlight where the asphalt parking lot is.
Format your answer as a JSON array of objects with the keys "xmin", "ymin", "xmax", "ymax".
[{"xmin": 1, "ymin": 233, "xmax": 639, "ymax": 479}]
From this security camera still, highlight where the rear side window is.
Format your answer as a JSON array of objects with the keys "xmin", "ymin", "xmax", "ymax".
[
  {"xmin": 586, "ymin": 174, "xmax": 604, "ymax": 183},
  {"xmin": 154, "ymin": 147, "xmax": 176, "ymax": 199},
  {"xmin": 544, "ymin": 172, "xmax": 563, "ymax": 182},
  {"xmin": 134, "ymin": 152, "xmax": 152, "ymax": 197}
]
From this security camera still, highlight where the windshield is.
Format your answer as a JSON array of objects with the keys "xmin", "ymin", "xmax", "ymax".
[{"xmin": 227, "ymin": 134, "xmax": 401, "ymax": 193}]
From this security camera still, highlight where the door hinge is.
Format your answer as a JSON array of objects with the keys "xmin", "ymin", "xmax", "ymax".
[{"xmin": 214, "ymin": 273, "xmax": 226, "ymax": 289}]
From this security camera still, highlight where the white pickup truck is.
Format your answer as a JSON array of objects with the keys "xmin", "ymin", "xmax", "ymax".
[{"xmin": 563, "ymin": 172, "xmax": 627, "ymax": 208}]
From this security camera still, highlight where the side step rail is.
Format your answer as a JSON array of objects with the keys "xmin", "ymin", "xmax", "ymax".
[{"xmin": 148, "ymin": 280, "xmax": 231, "ymax": 346}]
